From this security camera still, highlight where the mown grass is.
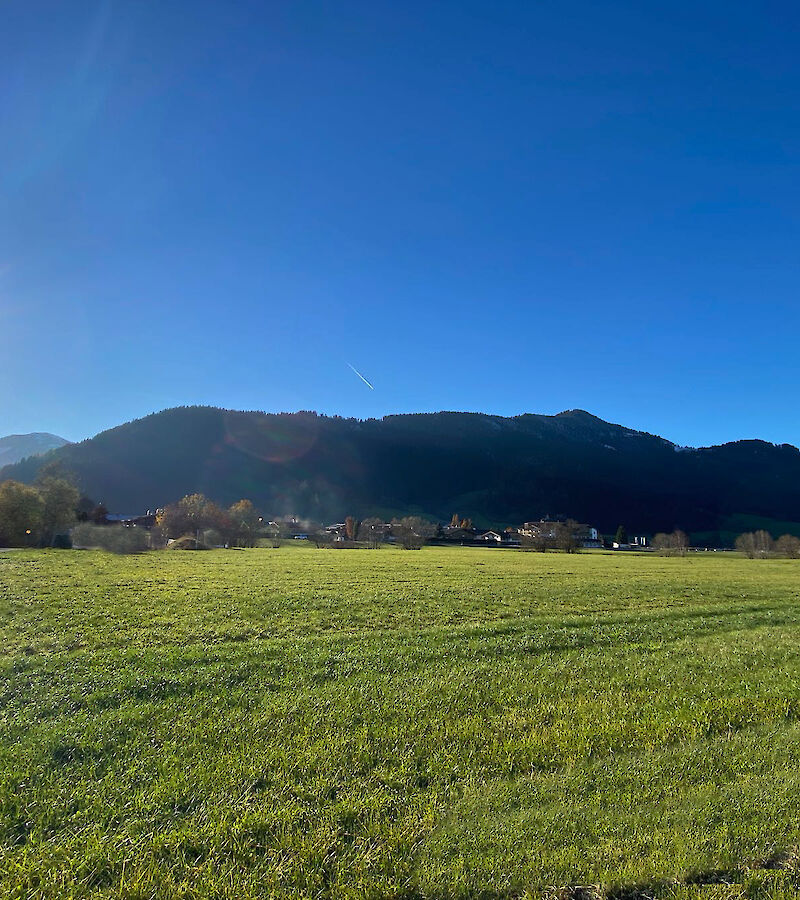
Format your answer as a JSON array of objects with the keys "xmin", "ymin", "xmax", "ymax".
[{"xmin": 1, "ymin": 546, "xmax": 799, "ymax": 899}]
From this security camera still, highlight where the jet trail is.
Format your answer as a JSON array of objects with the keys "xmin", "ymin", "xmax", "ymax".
[{"xmin": 347, "ymin": 362, "xmax": 375, "ymax": 390}]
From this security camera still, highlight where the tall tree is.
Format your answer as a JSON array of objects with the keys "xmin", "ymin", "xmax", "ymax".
[
  {"xmin": 0, "ymin": 480, "xmax": 45, "ymax": 546},
  {"xmin": 554, "ymin": 520, "xmax": 581, "ymax": 553},
  {"xmin": 735, "ymin": 530, "xmax": 774, "ymax": 558},
  {"xmin": 357, "ymin": 517, "xmax": 384, "ymax": 548},
  {"xmin": 614, "ymin": 525, "xmax": 628, "ymax": 545},
  {"xmin": 38, "ymin": 476, "xmax": 80, "ymax": 545},
  {"xmin": 228, "ymin": 499, "xmax": 260, "ymax": 547},
  {"xmin": 158, "ymin": 493, "xmax": 230, "ymax": 542}
]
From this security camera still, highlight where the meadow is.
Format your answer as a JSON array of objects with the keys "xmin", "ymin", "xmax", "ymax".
[{"xmin": 1, "ymin": 546, "xmax": 799, "ymax": 899}]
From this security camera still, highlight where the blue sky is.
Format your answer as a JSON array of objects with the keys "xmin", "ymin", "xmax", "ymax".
[{"xmin": 2, "ymin": 0, "xmax": 799, "ymax": 447}]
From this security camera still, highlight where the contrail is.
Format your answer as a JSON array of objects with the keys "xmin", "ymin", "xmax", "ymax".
[{"xmin": 347, "ymin": 362, "xmax": 375, "ymax": 390}]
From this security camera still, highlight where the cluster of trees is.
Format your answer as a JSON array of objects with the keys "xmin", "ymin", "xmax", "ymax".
[
  {"xmin": 0, "ymin": 469, "xmax": 81, "ymax": 547},
  {"xmin": 338, "ymin": 516, "xmax": 385, "ymax": 547},
  {"xmin": 449, "ymin": 513, "xmax": 473, "ymax": 529},
  {"xmin": 652, "ymin": 530, "xmax": 690, "ymax": 556},
  {"xmin": 312, "ymin": 516, "xmax": 438, "ymax": 550},
  {"xmin": 388, "ymin": 516, "xmax": 438, "ymax": 550},
  {"xmin": 6, "ymin": 469, "xmax": 800, "ymax": 563},
  {"xmin": 156, "ymin": 494, "xmax": 262, "ymax": 547},
  {"xmin": 735, "ymin": 531, "xmax": 800, "ymax": 559},
  {"xmin": 0, "ymin": 480, "xmax": 270, "ymax": 553}
]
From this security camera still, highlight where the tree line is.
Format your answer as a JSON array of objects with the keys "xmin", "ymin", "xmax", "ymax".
[
  {"xmin": 735, "ymin": 530, "xmax": 800, "ymax": 559},
  {"xmin": 0, "ymin": 478, "xmax": 265, "ymax": 553},
  {"xmin": 155, "ymin": 494, "xmax": 262, "ymax": 548},
  {"xmin": 0, "ymin": 469, "xmax": 80, "ymax": 547},
  {"xmin": 3, "ymin": 472, "xmax": 800, "ymax": 559}
]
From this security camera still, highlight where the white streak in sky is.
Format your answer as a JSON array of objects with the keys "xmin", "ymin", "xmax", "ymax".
[{"xmin": 347, "ymin": 362, "xmax": 375, "ymax": 390}]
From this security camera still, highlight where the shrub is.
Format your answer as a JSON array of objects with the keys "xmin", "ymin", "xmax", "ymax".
[{"xmin": 71, "ymin": 523, "xmax": 150, "ymax": 554}]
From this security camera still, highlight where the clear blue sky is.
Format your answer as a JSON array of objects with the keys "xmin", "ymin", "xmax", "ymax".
[{"xmin": 2, "ymin": 0, "xmax": 799, "ymax": 447}]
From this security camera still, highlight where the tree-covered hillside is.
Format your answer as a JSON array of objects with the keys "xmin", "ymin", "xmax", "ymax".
[{"xmin": 3, "ymin": 406, "xmax": 799, "ymax": 540}]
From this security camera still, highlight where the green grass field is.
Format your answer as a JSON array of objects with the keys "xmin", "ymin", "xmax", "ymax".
[{"xmin": 1, "ymin": 546, "xmax": 799, "ymax": 899}]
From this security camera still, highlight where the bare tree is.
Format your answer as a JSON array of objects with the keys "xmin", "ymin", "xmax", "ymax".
[
  {"xmin": 673, "ymin": 529, "xmax": 689, "ymax": 555},
  {"xmin": 776, "ymin": 534, "xmax": 800, "ymax": 558},
  {"xmin": 357, "ymin": 517, "xmax": 384, "ymax": 548},
  {"xmin": 554, "ymin": 520, "xmax": 581, "ymax": 553},
  {"xmin": 735, "ymin": 530, "xmax": 774, "ymax": 558},
  {"xmin": 391, "ymin": 516, "xmax": 436, "ymax": 550},
  {"xmin": 652, "ymin": 530, "xmax": 689, "ymax": 556}
]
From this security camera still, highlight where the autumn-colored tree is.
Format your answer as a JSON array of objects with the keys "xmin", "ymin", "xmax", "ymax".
[
  {"xmin": 345, "ymin": 516, "xmax": 359, "ymax": 541},
  {"xmin": 450, "ymin": 513, "xmax": 460, "ymax": 527},
  {"xmin": 159, "ymin": 493, "xmax": 231, "ymax": 543},
  {"xmin": 158, "ymin": 499, "xmax": 195, "ymax": 539}
]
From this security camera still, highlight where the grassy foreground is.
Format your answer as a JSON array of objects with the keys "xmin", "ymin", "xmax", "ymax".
[{"xmin": 1, "ymin": 546, "xmax": 799, "ymax": 899}]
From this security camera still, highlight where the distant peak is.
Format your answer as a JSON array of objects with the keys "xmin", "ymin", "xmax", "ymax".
[
  {"xmin": 555, "ymin": 409, "xmax": 606, "ymax": 423},
  {"xmin": 0, "ymin": 432, "xmax": 70, "ymax": 468},
  {"xmin": 0, "ymin": 431, "xmax": 68, "ymax": 442},
  {"xmin": 557, "ymin": 408, "xmax": 596, "ymax": 417}
]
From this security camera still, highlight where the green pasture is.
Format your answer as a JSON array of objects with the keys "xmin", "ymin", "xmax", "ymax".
[{"xmin": 1, "ymin": 546, "xmax": 799, "ymax": 898}]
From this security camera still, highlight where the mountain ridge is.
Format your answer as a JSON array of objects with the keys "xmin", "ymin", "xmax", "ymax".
[
  {"xmin": 2, "ymin": 406, "xmax": 798, "ymax": 543},
  {"xmin": 0, "ymin": 432, "xmax": 70, "ymax": 468}
]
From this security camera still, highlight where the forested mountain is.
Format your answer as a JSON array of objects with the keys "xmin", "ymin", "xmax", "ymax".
[
  {"xmin": 0, "ymin": 433, "xmax": 70, "ymax": 468},
  {"xmin": 2, "ymin": 406, "xmax": 799, "ymax": 542}
]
